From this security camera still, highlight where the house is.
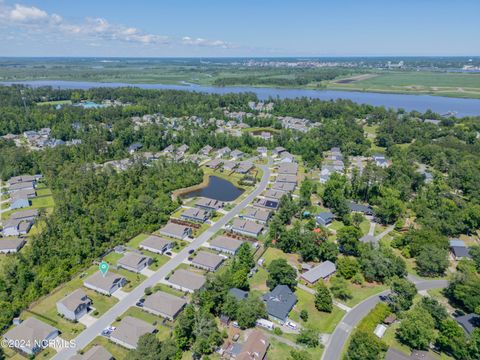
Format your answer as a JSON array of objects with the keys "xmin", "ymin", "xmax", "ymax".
[
  {"xmin": 279, "ymin": 152, "xmax": 295, "ymax": 163},
  {"xmin": 56, "ymin": 289, "xmax": 92, "ymax": 321},
  {"xmin": 177, "ymin": 144, "xmax": 189, "ymax": 154},
  {"xmin": 301, "ymin": 261, "xmax": 337, "ymax": 284},
  {"xmin": 253, "ymin": 197, "xmax": 279, "ymax": 210},
  {"xmin": 139, "ymin": 235, "xmax": 174, "ymax": 254},
  {"xmin": 83, "ymin": 272, "xmax": 126, "ymax": 296},
  {"xmin": 231, "ymin": 149, "xmax": 244, "ymax": 160},
  {"xmin": 385, "ymin": 348, "xmax": 435, "ymax": 360},
  {"xmin": 181, "ymin": 208, "xmax": 210, "ymax": 223},
  {"xmin": 128, "ymin": 142, "xmax": 143, "ymax": 154},
  {"xmin": 263, "ymin": 189, "xmax": 286, "ymax": 200},
  {"xmin": 236, "ymin": 161, "xmax": 254, "ymax": 174},
  {"xmin": 70, "ymin": 345, "xmax": 113, "ymax": 360},
  {"xmin": 168, "ymin": 269, "xmax": 206, "ymax": 293},
  {"xmin": 240, "ymin": 207, "xmax": 271, "ymax": 224},
  {"xmin": 272, "ymin": 182, "xmax": 296, "ymax": 192},
  {"xmin": 277, "ymin": 163, "xmax": 298, "ymax": 175},
  {"xmin": 348, "ymin": 201, "xmax": 374, "ymax": 216},
  {"xmin": 143, "ymin": 291, "xmax": 187, "ymax": 320},
  {"xmin": 0, "ymin": 238, "xmax": 26, "ymax": 253},
  {"xmin": 276, "ymin": 174, "xmax": 297, "ymax": 184},
  {"xmin": 373, "ymin": 154, "xmax": 389, "ymax": 168},
  {"xmin": 117, "ymin": 252, "xmax": 152, "ymax": 273},
  {"xmin": 229, "ymin": 288, "xmax": 249, "ymax": 301},
  {"xmin": 195, "ymin": 197, "xmax": 224, "ymax": 211},
  {"xmin": 191, "ymin": 251, "xmax": 225, "ymax": 271},
  {"xmin": 209, "ymin": 236, "xmax": 244, "ymax": 255},
  {"xmin": 2, "ymin": 218, "xmax": 34, "ymax": 237},
  {"xmin": 198, "ymin": 145, "xmax": 213, "ymax": 156},
  {"xmin": 272, "ymin": 147, "xmax": 286, "ymax": 157},
  {"xmin": 110, "ymin": 316, "xmax": 156, "ymax": 350},
  {"xmin": 233, "ymin": 330, "xmax": 269, "ymax": 360},
  {"xmin": 9, "ymin": 198, "xmax": 30, "ymax": 210},
  {"xmin": 316, "ymin": 212, "xmax": 334, "ymax": 227},
  {"xmin": 257, "ymin": 147, "xmax": 268, "ymax": 156},
  {"xmin": 205, "ymin": 158, "xmax": 223, "ymax": 169},
  {"xmin": 3, "ymin": 317, "xmax": 59, "ymax": 356},
  {"xmin": 8, "ymin": 181, "xmax": 35, "ymax": 194},
  {"xmin": 216, "ymin": 147, "xmax": 231, "ymax": 158},
  {"xmin": 231, "ymin": 218, "xmax": 264, "ymax": 238},
  {"xmin": 449, "ymin": 239, "xmax": 471, "ymax": 259},
  {"xmin": 158, "ymin": 222, "xmax": 193, "ymax": 240},
  {"xmin": 455, "ymin": 313, "xmax": 480, "ymax": 335},
  {"xmin": 10, "ymin": 209, "xmax": 39, "ymax": 221},
  {"xmin": 262, "ymin": 285, "xmax": 297, "ymax": 323},
  {"xmin": 223, "ymin": 161, "xmax": 238, "ymax": 172},
  {"xmin": 7, "ymin": 175, "xmax": 37, "ymax": 186}
]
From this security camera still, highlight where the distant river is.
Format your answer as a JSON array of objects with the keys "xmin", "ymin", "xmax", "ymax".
[{"xmin": 2, "ymin": 80, "xmax": 480, "ymax": 117}]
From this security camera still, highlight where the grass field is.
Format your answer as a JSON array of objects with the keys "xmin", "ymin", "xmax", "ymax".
[
  {"xmin": 36, "ymin": 100, "xmax": 72, "ymax": 106},
  {"xmin": 267, "ymin": 337, "xmax": 323, "ymax": 360}
]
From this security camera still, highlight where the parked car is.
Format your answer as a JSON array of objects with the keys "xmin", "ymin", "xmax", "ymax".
[
  {"xmin": 165, "ymin": 251, "xmax": 172, "ymax": 256},
  {"xmin": 188, "ymin": 248, "xmax": 195, "ymax": 254},
  {"xmin": 232, "ymin": 321, "xmax": 240, "ymax": 328},
  {"xmin": 286, "ymin": 321, "xmax": 298, "ymax": 330},
  {"xmin": 136, "ymin": 298, "xmax": 145, "ymax": 307}
]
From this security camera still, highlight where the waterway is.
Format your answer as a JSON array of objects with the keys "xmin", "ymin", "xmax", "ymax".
[{"xmin": 181, "ymin": 175, "xmax": 244, "ymax": 202}]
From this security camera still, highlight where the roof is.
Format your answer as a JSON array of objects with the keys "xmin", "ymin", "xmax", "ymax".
[
  {"xmin": 348, "ymin": 201, "xmax": 373, "ymax": 214},
  {"xmin": 191, "ymin": 251, "xmax": 225, "ymax": 269},
  {"xmin": 451, "ymin": 246, "xmax": 470, "ymax": 258},
  {"xmin": 8, "ymin": 182, "xmax": 34, "ymax": 191},
  {"xmin": 272, "ymin": 182, "xmax": 296, "ymax": 192},
  {"xmin": 455, "ymin": 313, "xmax": 480, "ymax": 335},
  {"xmin": 449, "ymin": 239, "xmax": 466, "ymax": 247},
  {"xmin": 111, "ymin": 316, "xmax": 155, "ymax": 348},
  {"xmin": 10, "ymin": 209, "xmax": 39, "ymax": 220},
  {"xmin": 228, "ymin": 288, "xmax": 249, "ymax": 301},
  {"xmin": 242, "ymin": 207, "xmax": 271, "ymax": 222},
  {"xmin": 181, "ymin": 208, "xmax": 210, "ymax": 220},
  {"xmin": 84, "ymin": 271, "xmax": 125, "ymax": 292},
  {"xmin": 276, "ymin": 174, "xmax": 297, "ymax": 183},
  {"xmin": 277, "ymin": 163, "xmax": 298, "ymax": 175},
  {"xmin": 263, "ymin": 189, "xmax": 286, "ymax": 200},
  {"xmin": 236, "ymin": 330, "xmax": 269, "ymax": 360},
  {"xmin": 209, "ymin": 236, "xmax": 244, "ymax": 252},
  {"xmin": 0, "ymin": 238, "xmax": 26, "ymax": 251},
  {"xmin": 159, "ymin": 222, "xmax": 192, "ymax": 237},
  {"xmin": 316, "ymin": 212, "xmax": 334, "ymax": 225},
  {"xmin": 262, "ymin": 285, "xmax": 297, "ymax": 321},
  {"xmin": 232, "ymin": 219, "xmax": 264, "ymax": 235},
  {"xmin": 253, "ymin": 198, "xmax": 279, "ymax": 210},
  {"xmin": 195, "ymin": 197, "xmax": 224, "ymax": 210},
  {"xmin": 70, "ymin": 345, "xmax": 113, "ymax": 360},
  {"xmin": 169, "ymin": 269, "xmax": 206, "ymax": 291},
  {"xmin": 4, "ymin": 317, "xmax": 58, "ymax": 346},
  {"xmin": 10, "ymin": 188, "xmax": 36, "ymax": 200},
  {"xmin": 118, "ymin": 252, "xmax": 151, "ymax": 269},
  {"xmin": 301, "ymin": 261, "xmax": 336, "ymax": 283},
  {"xmin": 140, "ymin": 235, "xmax": 173, "ymax": 251},
  {"xmin": 143, "ymin": 291, "xmax": 187, "ymax": 318},
  {"xmin": 57, "ymin": 289, "xmax": 90, "ymax": 312},
  {"xmin": 8, "ymin": 175, "xmax": 36, "ymax": 185},
  {"xmin": 385, "ymin": 348, "xmax": 412, "ymax": 360}
]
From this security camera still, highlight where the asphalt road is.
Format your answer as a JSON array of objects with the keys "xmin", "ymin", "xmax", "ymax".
[
  {"xmin": 53, "ymin": 158, "xmax": 272, "ymax": 359},
  {"xmin": 321, "ymin": 278, "xmax": 449, "ymax": 360}
]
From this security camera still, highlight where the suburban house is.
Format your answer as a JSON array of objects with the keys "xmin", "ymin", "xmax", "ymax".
[
  {"xmin": 139, "ymin": 235, "xmax": 174, "ymax": 254},
  {"xmin": 10, "ymin": 209, "xmax": 39, "ymax": 221},
  {"xmin": 181, "ymin": 208, "xmax": 210, "ymax": 223},
  {"xmin": 272, "ymin": 182, "xmax": 296, "ymax": 192},
  {"xmin": 240, "ymin": 207, "xmax": 271, "ymax": 224},
  {"xmin": 7, "ymin": 175, "xmax": 37, "ymax": 186},
  {"xmin": 158, "ymin": 222, "xmax": 193, "ymax": 240},
  {"xmin": 231, "ymin": 330, "xmax": 269, "ymax": 360},
  {"xmin": 272, "ymin": 147, "xmax": 286, "ymax": 157},
  {"xmin": 7, "ymin": 181, "xmax": 35, "ymax": 194},
  {"xmin": 231, "ymin": 218, "xmax": 264, "ymax": 238},
  {"xmin": 198, "ymin": 145, "xmax": 213, "ymax": 156},
  {"xmin": 195, "ymin": 197, "xmax": 224, "ymax": 211},
  {"xmin": 128, "ymin": 142, "xmax": 143, "ymax": 154},
  {"xmin": 2, "ymin": 218, "xmax": 34, "ymax": 237},
  {"xmin": 216, "ymin": 147, "xmax": 231, "ymax": 158},
  {"xmin": 110, "ymin": 316, "xmax": 156, "ymax": 350},
  {"xmin": 3, "ymin": 317, "xmax": 59, "ymax": 356},
  {"xmin": 373, "ymin": 154, "xmax": 389, "ymax": 168},
  {"xmin": 117, "ymin": 252, "xmax": 152, "ymax": 273},
  {"xmin": 385, "ymin": 348, "xmax": 435, "ymax": 360},
  {"xmin": 83, "ymin": 272, "xmax": 127, "ymax": 296},
  {"xmin": 191, "ymin": 251, "xmax": 225, "ymax": 271},
  {"xmin": 56, "ymin": 289, "xmax": 92, "ymax": 321},
  {"xmin": 235, "ymin": 161, "xmax": 254, "ymax": 174},
  {"xmin": 316, "ymin": 212, "xmax": 334, "ymax": 227},
  {"xmin": 0, "ymin": 238, "xmax": 26, "ymax": 253},
  {"xmin": 223, "ymin": 160, "xmax": 238, "ymax": 172},
  {"xmin": 455, "ymin": 313, "xmax": 480, "ymax": 335},
  {"xmin": 143, "ymin": 291, "xmax": 187, "ymax": 320},
  {"xmin": 70, "ymin": 345, "xmax": 113, "ymax": 360},
  {"xmin": 277, "ymin": 163, "xmax": 298, "ymax": 175},
  {"xmin": 208, "ymin": 236, "xmax": 244, "ymax": 255},
  {"xmin": 228, "ymin": 288, "xmax": 249, "ymax": 301},
  {"xmin": 301, "ymin": 261, "xmax": 337, "ymax": 284},
  {"xmin": 276, "ymin": 174, "xmax": 297, "ymax": 184},
  {"xmin": 257, "ymin": 147, "xmax": 268, "ymax": 156},
  {"xmin": 168, "ymin": 269, "xmax": 206, "ymax": 293},
  {"xmin": 231, "ymin": 149, "xmax": 244, "ymax": 160},
  {"xmin": 9, "ymin": 189, "xmax": 36, "ymax": 210},
  {"xmin": 348, "ymin": 201, "xmax": 374, "ymax": 216},
  {"xmin": 262, "ymin": 285, "xmax": 297, "ymax": 323},
  {"xmin": 205, "ymin": 158, "xmax": 223, "ymax": 169},
  {"xmin": 253, "ymin": 197, "xmax": 279, "ymax": 210},
  {"xmin": 279, "ymin": 152, "xmax": 295, "ymax": 163},
  {"xmin": 263, "ymin": 189, "xmax": 286, "ymax": 200},
  {"xmin": 449, "ymin": 239, "xmax": 471, "ymax": 260}
]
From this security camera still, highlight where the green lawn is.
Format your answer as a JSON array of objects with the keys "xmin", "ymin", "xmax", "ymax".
[
  {"xmin": 116, "ymin": 269, "xmax": 146, "ymax": 292},
  {"xmin": 267, "ymin": 337, "xmax": 323, "ymax": 360},
  {"xmin": 329, "ymin": 221, "xmax": 345, "ymax": 231},
  {"xmin": 36, "ymin": 99, "xmax": 72, "ymax": 106},
  {"xmin": 341, "ymin": 282, "xmax": 388, "ymax": 307},
  {"xmin": 102, "ymin": 251, "xmax": 123, "ymax": 265},
  {"xmin": 2, "ymin": 193, "xmax": 55, "ymax": 219},
  {"xmin": 250, "ymin": 266, "xmax": 269, "ymax": 292},
  {"xmin": 262, "ymin": 247, "xmax": 301, "ymax": 269},
  {"xmin": 126, "ymin": 233, "xmax": 150, "ymax": 248},
  {"xmin": 152, "ymin": 283, "xmax": 185, "ymax": 297},
  {"xmin": 359, "ymin": 219, "xmax": 371, "ymax": 235},
  {"xmin": 36, "ymin": 187, "xmax": 53, "ymax": 196}
]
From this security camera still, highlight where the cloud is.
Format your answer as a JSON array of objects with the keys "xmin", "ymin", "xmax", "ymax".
[{"xmin": 0, "ymin": 1, "xmax": 231, "ymax": 48}]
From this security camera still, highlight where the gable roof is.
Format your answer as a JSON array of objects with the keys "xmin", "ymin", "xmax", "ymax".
[
  {"xmin": 301, "ymin": 261, "xmax": 337, "ymax": 283},
  {"xmin": 229, "ymin": 288, "xmax": 249, "ymax": 301},
  {"xmin": 111, "ymin": 316, "xmax": 155, "ymax": 348},
  {"xmin": 57, "ymin": 289, "xmax": 90, "ymax": 312},
  {"xmin": 10, "ymin": 209, "xmax": 39, "ymax": 220},
  {"xmin": 236, "ymin": 330, "xmax": 269, "ymax": 360},
  {"xmin": 191, "ymin": 251, "xmax": 225, "ymax": 269},
  {"xmin": 0, "ymin": 238, "xmax": 26, "ymax": 251},
  {"xmin": 84, "ymin": 271, "xmax": 125, "ymax": 292},
  {"xmin": 232, "ymin": 219, "xmax": 264, "ymax": 235},
  {"xmin": 168, "ymin": 269, "xmax": 206, "ymax": 291},
  {"xmin": 118, "ymin": 252, "xmax": 151, "ymax": 269},
  {"xmin": 209, "ymin": 236, "xmax": 244, "ymax": 252},
  {"xmin": 159, "ymin": 222, "xmax": 192, "ymax": 237},
  {"xmin": 4, "ymin": 317, "xmax": 58, "ymax": 346},
  {"xmin": 143, "ymin": 291, "xmax": 187, "ymax": 318},
  {"xmin": 195, "ymin": 197, "xmax": 224, "ymax": 210},
  {"xmin": 70, "ymin": 345, "xmax": 113, "ymax": 360},
  {"xmin": 262, "ymin": 285, "xmax": 297, "ymax": 321},
  {"xmin": 140, "ymin": 235, "xmax": 173, "ymax": 251},
  {"xmin": 242, "ymin": 207, "xmax": 271, "ymax": 222}
]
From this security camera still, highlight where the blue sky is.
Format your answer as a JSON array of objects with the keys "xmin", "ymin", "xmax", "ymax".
[{"xmin": 0, "ymin": 0, "xmax": 478, "ymax": 57}]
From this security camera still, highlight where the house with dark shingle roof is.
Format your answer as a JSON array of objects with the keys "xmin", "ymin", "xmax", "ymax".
[
  {"xmin": 56, "ymin": 289, "xmax": 92, "ymax": 321},
  {"xmin": 301, "ymin": 261, "xmax": 336, "ymax": 284},
  {"xmin": 455, "ymin": 313, "xmax": 480, "ymax": 335},
  {"xmin": 143, "ymin": 291, "xmax": 187, "ymax": 320},
  {"xmin": 209, "ymin": 236, "xmax": 244, "ymax": 255},
  {"xmin": 110, "ymin": 316, "xmax": 156, "ymax": 349},
  {"xmin": 191, "ymin": 251, "xmax": 225, "ymax": 271},
  {"xmin": 195, "ymin": 197, "xmax": 224, "ymax": 211},
  {"xmin": 315, "ymin": 212, "xmax": 334, "ymax": 227},
  {"xmin": 181, "ymin": 208, "xmax": 210, "ymax": 223},
  {"xmin": 262, "ymin": 285, "xmax": 297, "ymax": 323},
  {"xmin": 83, "ymin": 272, "xmax": 126, "ymax": 296},
  {"xmin": 168, "ymin": 269, "xmax": 206, "ymax": 293},
  {"xmin": 348, "ymin": 201, "xmax": 374, "ymax": 216},
  {"xmin": 117, "ymin": 252, "xmax": 152, "ymax": 273},
  {"xmin": 139, "ymin": 235, "xmax": 174, "ymax": 254}
]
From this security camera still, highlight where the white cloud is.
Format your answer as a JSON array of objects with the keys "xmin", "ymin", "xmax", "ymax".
[
  {"xmin": 182, "ymin": 36, "xmax": 230, "ymax": 48},
  {"xmin": 9, "ymin": 4, "xmax": 47, "ymax": 22}
]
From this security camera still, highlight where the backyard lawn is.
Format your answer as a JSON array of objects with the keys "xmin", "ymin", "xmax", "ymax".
[
  {"xmin": 340, "ymin": 282, "xmax": 388, "ymax": 308},
  {"xmin": 250, "ymin": 266, "xmax": 269, "ymax": 292},
  {"xmin": 267, "ymin": 337, "xmax": 323, "ymax": 360}
]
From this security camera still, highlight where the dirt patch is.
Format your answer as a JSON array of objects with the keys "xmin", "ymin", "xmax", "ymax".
[{"xmin": 335, "ymin": 74, "xmax": 378, "ymax": 84}]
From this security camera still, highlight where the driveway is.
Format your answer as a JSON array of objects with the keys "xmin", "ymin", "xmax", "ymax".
[
  {"xmin": 52, "ymin": 158, "xmax": 273, "ymax": 359},
  {"xmin": 111, "ymin": 289, "xmax": 128, "ymax": 300},
  {"xmin": 78, "ymin": 313, "xmax": 97, "ymax": 327}
]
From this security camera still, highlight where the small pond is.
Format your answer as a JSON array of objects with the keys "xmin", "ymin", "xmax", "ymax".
[{"xmin": 182, "ymin": 176, "xmax": 244, "ymax": 202}]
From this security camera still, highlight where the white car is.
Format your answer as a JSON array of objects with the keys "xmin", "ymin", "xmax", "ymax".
[{"xmin": 285, "ymin": 321, "xmax": 298, "ymax": 330}]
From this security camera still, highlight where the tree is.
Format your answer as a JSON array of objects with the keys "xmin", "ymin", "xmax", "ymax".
[
  {"xmin": 469, "ymin": 245, "xmax": 480, "ymax": 271},
  {"xmin": 360, "ymin": 246, "xmax": 406, "ymax": 283},
  {"xmin": 322, "ymin": 173, "xmax": 349, "ymax": 217},
  {"xmin": 337, "ymin": 256, "xmax": 360, "ymax": 279},
  {"xmin": 436, "ymin": 319, "xmax": 468, "ymax": 359},
  {"xmin": 352, "ymin": 212, "xmax": 365, "ymax": 228},
  {"xmin": 345, "ymin": 330, "xmax": 387, "ymax": 360},
  {"xmin": 221, "ymin": 294, "xmax": 239, "ymax": 320},
  {"xmin": 388, "ymin": 277, "xmax": 417, "ymax": 313},
  {"xmin": 330, "ymin": 276, "xmax": 352, "ymax": 301},
  {"xmin": 236, "ymin": 296, "xmax": 267, "ymax": 329},
  {"xmin": 296, "ymin": 328, "xmax": 320, "ymax": 348},
  {"xmin": 469, "ymin": 329, "xmax": 480, "ymax": 360},
  {"xmin": 300, "ymin": 309, "xmax": 309, "ymax": 322},
  {"xmin": 318, "ymin": 241, "xmax": 339, "ymax": 262},
  {"xmin": 446, "ymin": 270, "xmax": 480, "ymax": 313},
  {"xmin": 419, "ymin": 297, "xmax": 447, "ymax": 327},
  {"xmin": 289, "ymin": 349, "xmax": 313, "ymax": 360},
  {"xmin": 374, "ymin": 187, "xmax": 404, "ymax": 224},
  {"xmin": 235, "ymin": 243, "xmax": 255, "ymax": 271},
  {"xmin": 337, "ymin": 226, "xmax": 362, "ymax": 256},
  {"xmin": 416, "ymin": 245, "xmax": 449, "ymax": 277},
  {"xmin": 315, "ymin": 282, "xmax": 333, "ymax": 313},
  {"xmin": 127, "ymin": 335, "xmax": 179, "ymax": 360},
  {"xmin": 267, "ymin": 259, "xmax": 297, "ymax": 290},
  {"xmin": 397, "ymin": 305, "xmax": 436, "ymax": 349}
]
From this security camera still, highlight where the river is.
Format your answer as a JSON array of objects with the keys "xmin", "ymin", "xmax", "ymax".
[{"xmin": 2, "ymin": 80, "xmax": 480, "ymax": 117}]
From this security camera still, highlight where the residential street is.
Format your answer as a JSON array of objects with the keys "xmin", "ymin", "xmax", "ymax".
[{"xmin": 52, "ymin": 158, "xmax": 272, "ymax": 359}]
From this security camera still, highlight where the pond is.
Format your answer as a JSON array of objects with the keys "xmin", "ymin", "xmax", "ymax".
[{"xmin": 182, "ymin": 176, "xmax": 244, "ymax": 202}]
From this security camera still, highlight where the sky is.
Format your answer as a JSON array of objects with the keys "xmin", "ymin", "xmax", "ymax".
[{"xmin": 0, "ymin": 0, "xmax": 478, "ymax": 57}]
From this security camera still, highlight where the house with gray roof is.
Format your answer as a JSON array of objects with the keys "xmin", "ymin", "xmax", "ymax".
[
  {"xmin": 231, "ymin": 149, "xmax": 244, "ymax": 160},
  {"xmin": 233, "ymin": 330, "xmax": 269, "ymax": 360},
  {"xmin": 70, "ymin": 345, "xmax": 113, "ymax": 360},
  {"xmin": 56, "ymin": 289, "xmax": 92, "ymax": 321},
  {"xmin": 198, "ymin": 145, "xmax": 213, "ymax": 156},
  {"xmin": 301, "ymin": 261, "xmax": 337, "ymax": 284},
  {"xmin": 240, "ymin": 207, "xmax": 271, "ymax": 224},
  {"xmin": 139, "ymin": 235, "xmax": 174, "ymax": 254},
  {"xmin": 272, "ymin": 182, "xmax": 296, "ymax": 192},
  {"xmin": 168, "ymin": 269, "xmax": 206, "ymax": 293},
  {"xmin": 191, "ymin": 251, "xmax": 225, "ymax": 272},
  {"xmin": 158, "ymin": 222, "xmax": 193, "ymax": 240},
  {"xmin": 83, "ymin": 271, "xmax": 126, "ymax": 296},
  {"xmin": 143, "ymin": 291, "xmax": 187, "ymax": 320},
  {"xmin": 7, "ymin": 181, "xmax": 35, "ymax": 194},
  {"xmin": 263, "ymin": 189, "xmax": 287, "ymax": 200},
  {"xmin": 272, "ymin": 147, "xmax": 286, "ymax": 156},
  {"xmin": 348, "ymin": 201, "xmax": 374, "ymax": 216},
  {"xmin": 231, "ymin": 218, "xmax": 264, "ymax": 238},
  {"xmin": 315, "ymin": 212, "xmax": 334, "ymax": 227},
  {"xmin": 7, "ymin": 175, "xmax": 37, "ymax": 186},
  {"xmin": 110, "ymin": 316, "xmax": 156, "ymax": 349},
  {"xmin": 205, "ymin": 158, "xmax": 223, "ymax": 169},
  {"xmin": 277, "ymin": 163, "xmax": 298, "ymax": 175},
  {"xmin": 229, "ymin": 288, "xmax": 249, "ymax": 301},
  {"xmin": 223, "ymin": 160, "xmax": 238, "ymax": 172},
  {"xmin": 0, "ymin": 238, "xmax": 26, "ymax": 253},
  {"xmin": 449, "ymin": 239, "xmax": 471, "ymax": 259},
  {"xmin": 181, "ymin": 208, "xmax": 210, "ymax": 223},
  {"xmin": 253, "ymin": 197, "xmax": 279, "ymax": 210},
  {"xmin": 2, "ymin": 218, "xmax": 34, "ymax": 237},
  {"xmin": 215, "ymin": 147, "xmax": 231, "ymax": 158},
  {"xmin": 262, "ymin": 285, "xmax": 297, "ymax": 323},
  {"xmin": 195, "ymin": 197, "xmax": 224, "ymax": 211},
  {"xmin": 276, "ymin": 174, "xmax": 297, "ymax": 184},
  {"xmin": 117, "ymin": 252, "xmax": 152, "ymax": 273},
  {"xmin": 3, "ymin": 317, "xmax": 59, "ymax": 356},
  {"xmin": 209, "ymin": 236, "xmax": 244, "ymax": 255},
  {"xmin": 235, "ymin": 161, "xmax": 254, "ymax": 174}
]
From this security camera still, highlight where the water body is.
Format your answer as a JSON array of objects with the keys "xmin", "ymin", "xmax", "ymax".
[
  {"xmin": 2, "ymin": 80, "xmax": 480, "ymax": 117},
  {"xmin": 182, "ymin": 175, "xmax": 244, "ymax": 202}
]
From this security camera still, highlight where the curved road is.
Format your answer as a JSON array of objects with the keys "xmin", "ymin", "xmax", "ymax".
[
  {"xmin": 53, "ymin": 158, "xmax": 272, "ymax": 359},
  {"xmin": 321, "ymin": 277, "xmax": 449, "ymax": 360}
]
